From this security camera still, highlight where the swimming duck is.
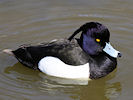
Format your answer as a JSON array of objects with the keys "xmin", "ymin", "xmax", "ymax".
[{"xmin": 3, "ymin": 22, "xmax": 122, "ymax": 79}]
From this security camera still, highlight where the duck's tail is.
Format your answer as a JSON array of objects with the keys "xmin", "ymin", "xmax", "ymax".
[
  {"xmin": 3, "ymin": 48, "xmax": 37, "ymax": 69},
  {"xmin": 3, "ymin": 49, "xmax": 14, "ymax": 56}
]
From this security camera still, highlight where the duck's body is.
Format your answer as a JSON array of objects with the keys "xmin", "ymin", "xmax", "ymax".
[{"xmin": 3, "ymin": 22, "xmax": 121, "ymax": 80}]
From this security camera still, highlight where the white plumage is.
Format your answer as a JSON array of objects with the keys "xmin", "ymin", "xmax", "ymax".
[{"xmin": 38, "ymin": 56, "xmax": 90, "ymax": 79}]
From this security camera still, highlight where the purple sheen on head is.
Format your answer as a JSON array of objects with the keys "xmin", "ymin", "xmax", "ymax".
[
  {"xmin": 82, "ymin": 34, "xmax": 100, "ymax": 55},
  {"xmin": 80, "ymin": 22, "xmax": 110, "ymax": 55}
]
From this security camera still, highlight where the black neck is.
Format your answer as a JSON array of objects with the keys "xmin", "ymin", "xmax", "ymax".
[
  {"xmin": 76, "ymin": 38, "xmax": 117, "ymax": 79},
  {"xmin": 89, "ymin": 52, "xmax": 117, "ymax": 79}
]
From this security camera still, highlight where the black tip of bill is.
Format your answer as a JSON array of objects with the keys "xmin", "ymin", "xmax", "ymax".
[{"xmin": 118, "ymin": 52, "xmax": 122, "ymax": 58}]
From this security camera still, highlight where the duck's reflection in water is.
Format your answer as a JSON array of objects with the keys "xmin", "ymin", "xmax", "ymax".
[{"xmin": 5, "ymin": 62, "xmax": 122, "ymax": 100}]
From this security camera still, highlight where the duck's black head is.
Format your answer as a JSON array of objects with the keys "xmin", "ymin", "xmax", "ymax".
[{"xmin": 68, "ymin": 22, "xmax": 122, "ymax": 58}]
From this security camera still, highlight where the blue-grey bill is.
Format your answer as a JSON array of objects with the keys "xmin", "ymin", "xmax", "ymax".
[{"xmin": 103, "ymin": 42, "xmax": 121, "ymax": 58}]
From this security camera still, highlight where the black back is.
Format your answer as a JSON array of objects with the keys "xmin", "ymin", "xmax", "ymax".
[{"xmin": 12, "ymin": 39, "xmax": 90, "ymax": 69}]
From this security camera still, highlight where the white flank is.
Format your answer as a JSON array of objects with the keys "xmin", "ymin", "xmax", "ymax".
[
  {"xmin": 38, "ymin": 56, "xmax": 90, "ymax": 79},
  {"xmin": 103, "ymin": 42, "xmax": 120, "ymax": 58}
]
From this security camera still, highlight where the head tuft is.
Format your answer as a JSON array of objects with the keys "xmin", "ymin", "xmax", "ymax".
[{"xmin": 68, "ymin": 22, "xmax": 109, "ymax": 41}]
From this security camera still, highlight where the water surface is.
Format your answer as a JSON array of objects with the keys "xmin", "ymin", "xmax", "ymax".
[{"xmin": 0, "ymin": 0, "xmax": 133, "ymax": 100}]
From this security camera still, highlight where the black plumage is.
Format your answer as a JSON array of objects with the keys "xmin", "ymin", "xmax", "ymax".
[{"xmin": 12, "ymin": 39, "xmax": 90, "ymax": 69}]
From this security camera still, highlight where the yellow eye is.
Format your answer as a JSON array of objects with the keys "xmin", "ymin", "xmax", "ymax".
[{"xmin": 96, "ymin": 39, "xmax": 100, "ymax": 42}]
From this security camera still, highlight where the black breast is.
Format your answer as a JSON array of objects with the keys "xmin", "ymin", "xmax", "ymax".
[{"xmin": 89, "ymin": 53, "xmax": 117, "ymax": 79}]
